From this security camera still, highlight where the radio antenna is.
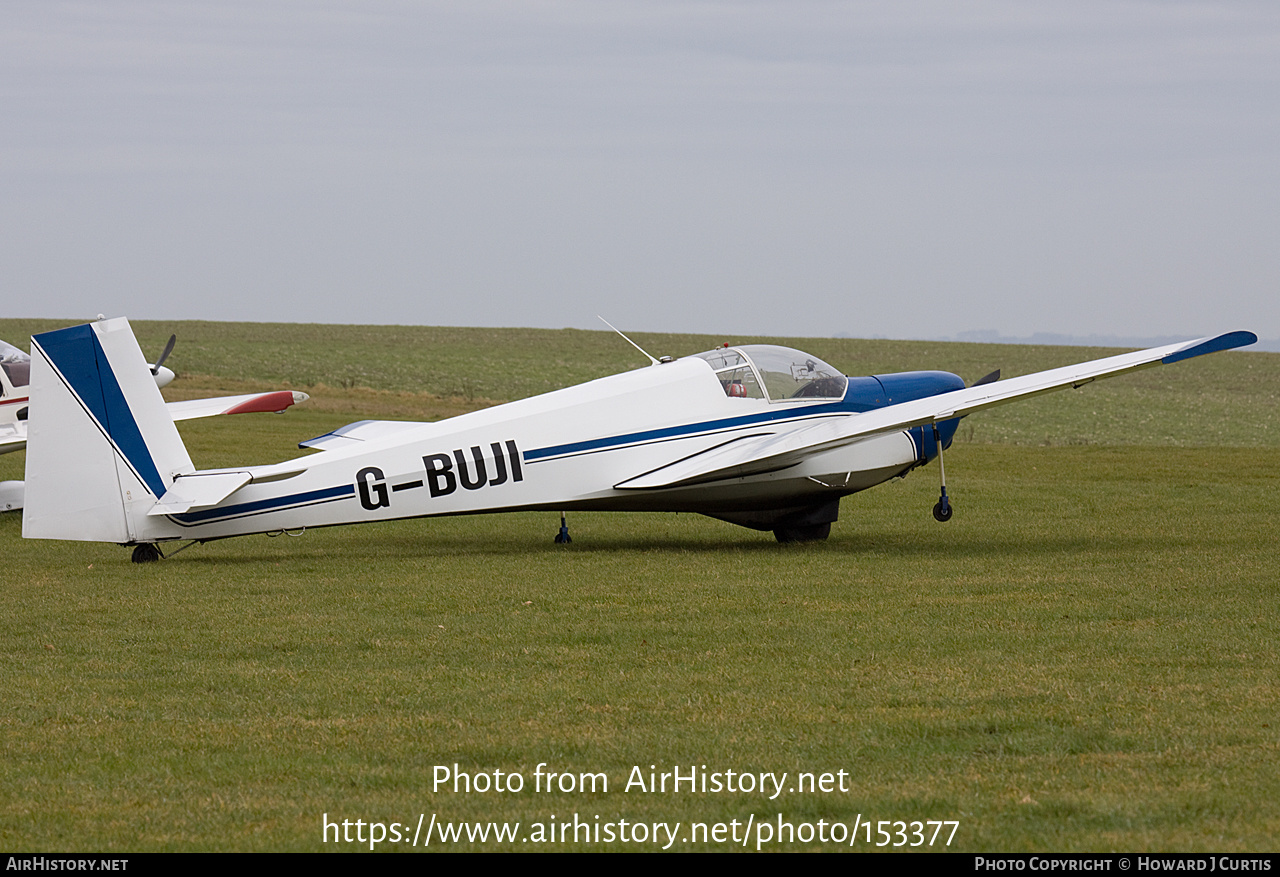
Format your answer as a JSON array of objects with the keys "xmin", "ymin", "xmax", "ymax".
[{"xmin": 598, "ymin": 315, "xmax": 659, "ymax": 366}]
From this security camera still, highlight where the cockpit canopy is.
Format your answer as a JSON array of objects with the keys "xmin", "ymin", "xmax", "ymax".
[
  {"xmin": 693, "ymin": 345, "xmax": 848, "ymax": 402},
  {"xmin": 0, "ymin": 340, "xmax": 29, "ymax": 389}
]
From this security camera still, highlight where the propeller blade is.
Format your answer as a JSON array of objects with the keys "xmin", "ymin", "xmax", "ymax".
[
  {"xmin": 969, "ymin": 369, "xmax": 1001, "ymax": 388},
  {"xmin": 151, "ymin": 334, "xmax": 176, "ymax": 375}
]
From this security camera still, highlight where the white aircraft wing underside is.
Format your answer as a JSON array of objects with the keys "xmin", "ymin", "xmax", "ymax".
[{"xmin": 617, "ymin": 332, "xmax": 1255, "ymax": 490}]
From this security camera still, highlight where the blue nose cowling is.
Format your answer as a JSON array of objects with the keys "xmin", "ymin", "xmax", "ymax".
[
  {"xmin": 878, "ymin": 371, "xmax": 967, "ymax": 462},
  {"xmin": 839, "ymin": 370, "xmax": 967, "ymax": 462}
]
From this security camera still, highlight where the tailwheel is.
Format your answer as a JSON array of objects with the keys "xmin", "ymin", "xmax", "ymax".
[
  {"xmin": 131, "ymin": 543, "xmax": 163, "ymax": 564},
  {"xmin": 773, "ymin": 522, "xmax": 831, "ymax": 543}
]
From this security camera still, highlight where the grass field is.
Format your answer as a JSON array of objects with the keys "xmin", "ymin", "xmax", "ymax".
[{"xmin": 0, "ymin": 320, "xmax": 1277, "ymax": 852}]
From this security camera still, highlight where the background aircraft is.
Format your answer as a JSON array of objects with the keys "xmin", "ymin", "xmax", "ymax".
[
  {"xmin": 19, "ymin": 318, "xmax": 1255, "ymax": 561},
  {"xmin": 1, "ymin": 333, "xmax": 307, "ymax": 511}
]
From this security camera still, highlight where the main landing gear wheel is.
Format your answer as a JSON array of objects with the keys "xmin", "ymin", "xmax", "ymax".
[
  {"xmin": 131, "ymin": 543, "xmax": 163, "ymax": 564},
  {"xmin": 773, "ymin": 522, "xmax": 831, "ymax": 543}
]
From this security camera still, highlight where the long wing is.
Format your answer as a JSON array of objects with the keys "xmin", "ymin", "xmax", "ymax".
[
  {"xmin": 617, "ymin": 331, "xmax": 1257, "ymax": 490},
  {"xmin": 0, "ymin": 391, "xmax": 308, "ymax": 456},
  {"xmin": 165, "ymin": 390, "xmax": 309, "ymax": 422}
]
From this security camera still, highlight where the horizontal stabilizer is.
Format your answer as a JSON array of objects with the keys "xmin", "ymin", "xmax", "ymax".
[
  {"xmin": 617, "ymin": 330, "xmax": 1257, "ymax": 490},
  {"xmin": 149, "ymin": 471, "xmax": 253, "ymax": 515},
  {"xmin": 0, "ymin": 428, "xmax": 23, "ymax": 455},
  {"xmin": 167, "ymin": 390, "xmax": 309, "ymax": 421},
  {"xmin": 0, "ymin": 480, "xmax": 22, "ymax": 511}
]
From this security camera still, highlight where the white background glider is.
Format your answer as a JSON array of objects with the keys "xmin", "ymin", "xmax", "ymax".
[
  {"xmin": 1, "ymin": 334, "xmax": 307, "ymax": 511},
  {"xmin": 20, "ymin": 318, "xmax": 1255, "ymax": 561}
]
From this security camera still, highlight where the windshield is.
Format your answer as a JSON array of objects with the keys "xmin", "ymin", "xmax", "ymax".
[
  {"xmin": 693, "ymin": 345, "xmax": 847, "ymax": 402},
  {"xmin": 0, "ymin": 340, "xmax": 29, "ymax": 388}
]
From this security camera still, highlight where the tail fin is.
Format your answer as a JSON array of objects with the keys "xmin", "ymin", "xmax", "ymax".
[{"xmin": 23, "ymin": 318, "xmax": 193, "ymax": 543}]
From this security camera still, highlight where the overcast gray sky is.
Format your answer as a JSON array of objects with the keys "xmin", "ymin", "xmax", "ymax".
[{"xmin": 4, "ymin": 1, "xmax": 1278, "ymax": 342}]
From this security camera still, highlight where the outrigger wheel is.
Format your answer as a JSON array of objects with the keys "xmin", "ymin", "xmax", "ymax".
[
  {"xmin": 930, "ymin": 422, "xmax": 957, "ymax": 523},
  {"xmin": 554, "ymin": 513, "xmax": 572, "ymax": 544},
  {"xmin": 131, "ymin": 543, "xmax": 163, "ymax": 564},
  {"xmin": 933, "ymin": 495, "xmax": 953, "ymax": 522}
]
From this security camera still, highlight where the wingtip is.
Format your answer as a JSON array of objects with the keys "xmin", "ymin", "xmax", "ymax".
[
  {"xmin": 1162, "ymin": 331, "xmax": 1257, "ymax": 364},
  {"xmin": 223, "ymin": 390, "xmax": 303, "ymax": 415}
]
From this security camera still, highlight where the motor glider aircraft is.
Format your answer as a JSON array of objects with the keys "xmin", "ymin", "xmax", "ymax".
[
  {"xmin": 20, "ymin": 317, "xmax": 1256, "ymax": 562},
  {"xmin": 1, "ymin": 333, "xmax": 308, "ymax": 511}
]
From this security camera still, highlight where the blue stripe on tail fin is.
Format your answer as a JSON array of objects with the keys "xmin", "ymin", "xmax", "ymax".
[{"xmin": 35, "ymin": 323, "xmax": 166, "ymax": 496}]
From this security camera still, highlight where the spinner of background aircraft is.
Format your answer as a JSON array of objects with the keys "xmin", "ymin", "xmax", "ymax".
[
  {"xmin": 0, "ymin": 333, "xmax": 307, "ymax": 511},
  {"xmin": 19, "ymin": 317, "xmax": 1256, "ymax": 561}
]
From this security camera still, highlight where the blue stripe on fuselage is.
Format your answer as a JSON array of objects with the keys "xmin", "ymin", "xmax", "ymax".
[
  {"xmin": 524, "ymin": 403, "xmax": 850, "ymax": 462},
  {"xmin": 525, "ymin": 371, "xmax": 965, "ymax": 463},
  {"xmin": 169, "ymin": 483, "xmax": 356, "ymax": 525}
]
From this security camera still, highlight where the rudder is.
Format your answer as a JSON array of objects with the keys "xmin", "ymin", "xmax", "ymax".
[{"xmin": 23, "ymin": 318, "xmax": 194, "ymax": 543}]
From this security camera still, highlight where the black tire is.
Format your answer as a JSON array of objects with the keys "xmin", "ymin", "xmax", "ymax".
[
  {"xmin": 773, "ymin": 522, "xmax": 831, "ymax": 543},
  {"xmin": 131, "ymin": 543, "xmax": 162, "ymax": 564},
  {"xmin": 932, "ymin": 501, "xmax": 953, "ymax": 522}
]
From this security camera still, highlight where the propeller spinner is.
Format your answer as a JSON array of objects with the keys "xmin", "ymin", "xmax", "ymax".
[{"xmin": 150, "ymin": 334, "xmax": 177, "ymax": 388}]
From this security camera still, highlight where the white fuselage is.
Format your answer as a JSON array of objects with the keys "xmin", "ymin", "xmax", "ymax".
[{"xmin": 144, "ymin": 358, "xmax": 917, "ymax": 542}]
